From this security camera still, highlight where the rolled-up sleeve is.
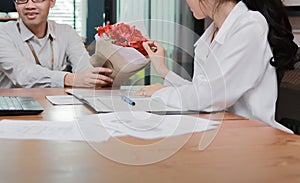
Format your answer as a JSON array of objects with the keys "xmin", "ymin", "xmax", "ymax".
[
  {"xmin": 164, "ymin": 71, "xmax": 192, "ymax": 87},
  {"xmin": 63, "ymin": 25, "xmax": 92, "ymax": 72}
]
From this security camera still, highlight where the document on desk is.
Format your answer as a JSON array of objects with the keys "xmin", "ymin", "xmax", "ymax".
[
  {"xmin": 66, "ymin": 89, "xmax": 197, "ymax": 114},
  {"xmin": 65, "ymin": 88, "xmax": 133, "ymax": 98},
  {"xmin": 46, "ymin": 95, "xmax": 83, "ymax": 105},
  {"xmin": 78, "ymin": 112, "xmax": 220, "ymax": 140},
  {"xmin": 0, "ymin": 112, "xmax": 220, "ymax": 141},
  {"xmin": 0, "ymin": 120, "xmax": 113, "ymax": 142}
]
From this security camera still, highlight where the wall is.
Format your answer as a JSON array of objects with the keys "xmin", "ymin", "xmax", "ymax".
[{"xmin": 86, "ymin": 0, "xmax": 105, "ymax": 45}]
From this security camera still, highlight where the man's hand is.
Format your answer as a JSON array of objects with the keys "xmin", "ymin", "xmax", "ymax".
[{"xmin": 64, "ymin": 67, "xmax": 113, "ymax": 87}]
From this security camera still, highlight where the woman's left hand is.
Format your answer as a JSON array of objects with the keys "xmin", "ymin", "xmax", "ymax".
[
  {"xmin": 135, "ymin": 83, "xmax": 166, "ymax": 97},
  {"xmin": 143, "ymin": 41, "xmax": 170, "ymax": 78}
]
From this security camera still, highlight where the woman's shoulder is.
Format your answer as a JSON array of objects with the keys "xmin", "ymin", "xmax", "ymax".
[
  {"xmin": 234, "ymin": 10, "xmax": 269, "ymax": 36},
  {"xmin": 248, "ymin": 11, "xmax": 268, "ymax": 27}
]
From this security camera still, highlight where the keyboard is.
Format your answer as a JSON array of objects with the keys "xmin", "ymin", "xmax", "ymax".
[{"xmin": 0, "ymin": 96, "xmax": 44, "ymax": 116}]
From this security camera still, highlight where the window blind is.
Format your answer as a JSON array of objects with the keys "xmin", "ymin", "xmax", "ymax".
[
  {"xmin": 48, "ymin": 0, "xmax": 86, "ymax": 37},
  {"xmin": 116, "ymin": 0, "xmax": 179, "ymax": 84},
  {"xmin": 116, "ymin": 0, "xmax": 199, "ymax": 85}
]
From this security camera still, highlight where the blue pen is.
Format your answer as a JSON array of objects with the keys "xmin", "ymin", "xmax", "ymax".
[{"xmin": 121, "ymin": 96, "xmax": 136, "ymax": 106}]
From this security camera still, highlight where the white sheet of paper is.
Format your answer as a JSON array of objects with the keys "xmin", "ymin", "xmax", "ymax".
[
  {"xmin": 0, "ymin": 120, "xmax": 112, "ymax": 142},
  {"xmin": 46, "ymin": 95, "xmax": 83, "ymax": 105},
  {"xmin": 79, "ymin": 112, "xmax": 220, "ymax": 140},
  {"xmin": 0, "ymin": 113, "xmax": 220, "ymax": 141},
  {"xmin": 120, "ymin": 85, "xmax": 144, "ymax": 92},
  {"xmin": 65, "ymin": 89, "xmax": 134, "ymax": 98}
]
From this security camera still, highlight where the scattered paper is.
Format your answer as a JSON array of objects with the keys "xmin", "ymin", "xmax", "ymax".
[
  {"xmin": 0, "ymin": 120, "xmax": 111, "ymax": 142},
  {"xmin": 120, "ymin": 85, "xmax": 144, "ymax": 92},
  {"xmin": 79, "ymin": 112, "xmax": 220, "ymax": 140},
  {"xmin": 46, "ymin": 95, "xmax": 82, "ymax": 105},
  {"xmin": 0, "ymin": 112, "xmax": 220, "ymax": 141},
  {"xmin": 65, "ymin": 89, "xmax": 133, "ymax": 98}
]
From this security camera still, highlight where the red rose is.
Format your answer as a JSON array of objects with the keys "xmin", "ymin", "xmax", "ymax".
[
  {"xmin": 98, "ymin": 24, "xmax": 113, "ymax": 37},
  {"xmin": 97, "ymin": 23, "xmax": 149, "ymax": 56}
]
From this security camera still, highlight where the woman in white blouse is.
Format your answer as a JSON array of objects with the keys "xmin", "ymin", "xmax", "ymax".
[{"xmin": 136, "ymin": 0, "xmax": 298, "ymax": 133}]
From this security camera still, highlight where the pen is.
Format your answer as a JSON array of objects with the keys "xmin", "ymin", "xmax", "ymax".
[{"xmin": 121, "ymin": 96, "xmax": 135, "ymax": 106}]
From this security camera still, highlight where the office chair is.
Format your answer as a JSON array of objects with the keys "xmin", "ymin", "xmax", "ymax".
[
  {"xmin": 0, "ymin": 0, "xmax": 16, "ymax": 13},
  {"xmin": 276, "ymin": 60, "xmax": 300, "ymax": 135},
  {"xmin": 279, "ymin": 118, "xmax": 300, "ymax": 134}
]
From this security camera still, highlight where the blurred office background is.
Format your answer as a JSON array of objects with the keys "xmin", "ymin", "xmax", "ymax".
[
  {"xmin": 0, "ymin": 0, "xmax": 203, "ymax": 85},
  {"xmin": 46, "ymin": 0, "xmax": 203, "ymax": 86},
  {"xmin": 1, "ymin": 0, "xmax": 298, "ymax": 86}
]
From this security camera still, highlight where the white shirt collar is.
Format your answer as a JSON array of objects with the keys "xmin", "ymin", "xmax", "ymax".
[
  {"xmin": 19, "ymin": 20, "xmax": 55, "ymax": 42},
  {"xmin": 215, "ymin": 1, "xmax": 248, "ymax": 44},
  {"xmin": 195, "ymin": 1, "xmax": 249, "ymax": 47}
]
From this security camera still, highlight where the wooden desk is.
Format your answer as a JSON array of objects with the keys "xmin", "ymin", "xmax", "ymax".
[
  {"xmin": 0, "ymin": 88, "xmax": 245, "ymax": 121},
  {"xmin": 0, "ymin": 88, "xmax": 299, "ymax": 183}
]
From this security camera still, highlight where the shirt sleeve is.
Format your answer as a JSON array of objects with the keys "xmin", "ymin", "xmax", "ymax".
[
  {"xmin": 164, "ymin": 71, "xmax": 192, "ymax": 86},
  {"xmin": 153, "ymin": 15, "xmax": 271, "ymax": 112},
  {"xmin": 63, "ymin": 25, "xmax": 93, "ymax": 72}
]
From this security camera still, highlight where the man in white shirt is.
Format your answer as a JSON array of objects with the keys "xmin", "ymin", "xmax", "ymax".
[{"xmin": 0, "ymin": 0, "xmax": 113, "ymax": 88}]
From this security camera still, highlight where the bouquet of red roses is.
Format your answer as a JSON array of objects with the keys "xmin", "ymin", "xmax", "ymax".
[
  {"xmin": 97, "ymin": 23, "xmax": 149, "ymax": 56},
  {"xmin": 90, "ymin": 22, "xmax": 150, "ymax": 86}
]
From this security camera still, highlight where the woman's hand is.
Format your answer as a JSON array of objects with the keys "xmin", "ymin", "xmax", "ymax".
[
  {"xmin": 135, "ymin": 83, "xmax": 166, "ymax": 97},
  {"xmin": 143, "ymin": 41, "xmax": 170, "ymax": 78},
  {"xmin": 64, "ymin": 67, "xmax": 113, "ymax": 87}
]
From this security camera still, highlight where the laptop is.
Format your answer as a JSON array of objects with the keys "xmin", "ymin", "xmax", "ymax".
[{"xmin": 0, "ymin": 96, "xmax": 44, "ymax": 116}]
